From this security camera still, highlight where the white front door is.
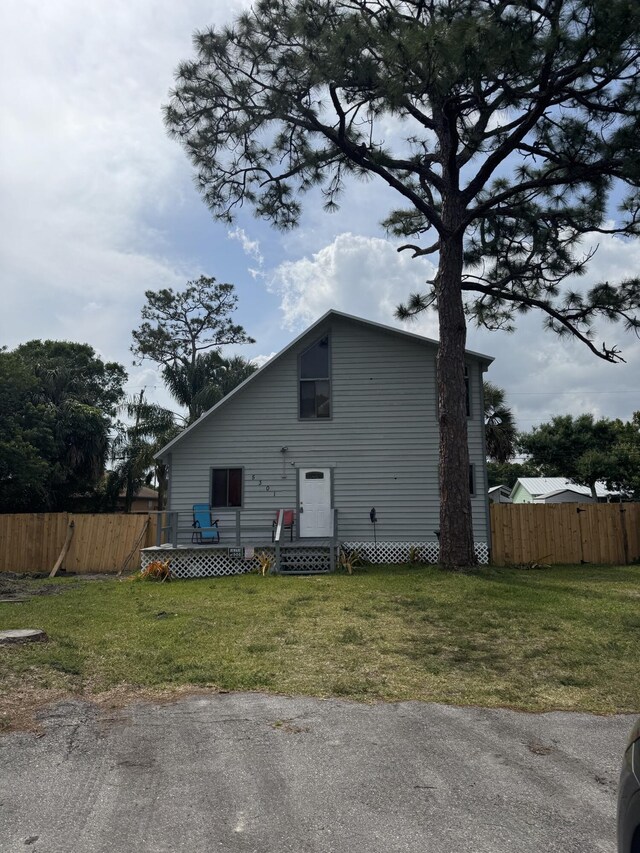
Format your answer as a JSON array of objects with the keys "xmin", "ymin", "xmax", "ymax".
[{"xmin": 299, "ymin": 468, "xmax": 332, "ymax": 537}]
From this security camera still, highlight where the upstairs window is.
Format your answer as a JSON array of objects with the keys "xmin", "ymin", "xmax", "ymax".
[{"xmin": 299, "ymin": 335, "xmax": 331, "ymax": 419}]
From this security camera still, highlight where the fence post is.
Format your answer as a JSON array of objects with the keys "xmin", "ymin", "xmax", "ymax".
[
  {"xmin": 171, "ymin": 512, "xmax": 178, "ymax": 548},
  {"xmin": 156, "ymin": 511, "xmax": 162, "ymax": 547},
  {"xmin": 330, "ymin": 509, "xmax": 337, "ymax": 572},
  {"xmin": 620, "ymin": 507, "xmax": 629, "ymax": 564}
]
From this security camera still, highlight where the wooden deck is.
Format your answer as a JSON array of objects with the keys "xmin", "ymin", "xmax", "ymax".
[
  {"xmin": 141, "ymin": 537, "xmax": 337, "ymax": 577},
  {"xmin": 149, "ymin": 538, "xmax": 334, "ymax": 550}
]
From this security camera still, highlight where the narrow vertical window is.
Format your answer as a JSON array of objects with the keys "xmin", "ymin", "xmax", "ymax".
[
  {"xmin": 299, "ymin": 335, "xmax": 331, "ymax": 419},
  {"xmin": 436, "ymin": 363, "xmax": 471, "ymax": 418}
]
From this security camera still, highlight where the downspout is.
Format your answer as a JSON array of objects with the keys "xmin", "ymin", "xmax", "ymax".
[
  {"xmin": 478, "ymin": 367, "xmax": 492, "ymax": 563},
  {"xmin": 166, "ymin": 452, "xmax": 172, "ymax": 510},
  {"xmin": 165, "ymin": 453, "xmax": 173, "ymax": 547}
]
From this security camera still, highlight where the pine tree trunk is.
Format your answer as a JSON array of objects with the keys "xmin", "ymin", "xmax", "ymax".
[{"xmin": 437, "ymin": 226, "xmax": 477, "ymax": 569}]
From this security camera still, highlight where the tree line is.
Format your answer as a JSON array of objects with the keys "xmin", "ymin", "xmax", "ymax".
[
  {"xmin": 4, "ymin": 0, "xmax": 638, "ymax": 570},
  {"xmin": 0, "ymin": 276, "xmax": 255, "ymax": 514},
  {"xmin": 2, "ymin": 269, "xmax": 637, "ymax": 515},
  {"xmin": 163, "ymin": 0, "xmax": 640, "ymax": 567},
  {"xmin": 485, "ymin": 388, "xmax": 640, "ymax": 500}
]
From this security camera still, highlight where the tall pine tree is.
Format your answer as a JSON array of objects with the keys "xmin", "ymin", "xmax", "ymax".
[{"xmin": 165, "ymin": 0, "xmax": 640, "ymax": 567}]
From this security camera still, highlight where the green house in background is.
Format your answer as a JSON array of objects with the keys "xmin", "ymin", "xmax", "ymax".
[{"xmin": 510, "ymin": 477, "xmax": 617, "ymax": 504}]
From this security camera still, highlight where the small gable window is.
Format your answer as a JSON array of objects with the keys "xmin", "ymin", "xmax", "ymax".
[{"xmin": 299, "ymin": 335, "xmax": 331, "ymax": 419}]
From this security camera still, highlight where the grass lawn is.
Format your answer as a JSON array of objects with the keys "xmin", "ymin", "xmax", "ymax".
[{"xmin": 1, "ymin": 563, "xmax": 639, "ymax": 729}]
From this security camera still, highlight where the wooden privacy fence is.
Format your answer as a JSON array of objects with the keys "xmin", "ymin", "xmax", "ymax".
[
  {"xmin": 0, "ymin": 513, "xmax": 158, "ymax": 574},
  {"xmin": 490, "ymin": 502, "xmax": 640, "ymax": 566},
  {"xmin": 1, "ymin": 506, "xmax": 638, "ymax": 573}
]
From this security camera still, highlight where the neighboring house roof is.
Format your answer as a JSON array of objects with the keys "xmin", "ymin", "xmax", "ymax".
[
  {"xmin": 488, "ymin": 485, "xmax": 512, "ymax": 503},
  {"xmin": 534, "ymin": 487, "xmax": 594, "ymax": 500},
  {"xmin": 155, "ymin": 309, "xmax": 494, "ymax": 459},
  {"xmin": 488, "ymin": 484, "xmax": 511, "ymax": 496},
  {"xmin": 118, "ymin": 486, "xmax": 159, "ymax": 500},
  {"xmin": 512, "ymin": 477, "xmax": 614, "ymax": 499}
]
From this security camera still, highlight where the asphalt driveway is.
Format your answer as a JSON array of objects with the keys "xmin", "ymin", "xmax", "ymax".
[{"xmin": 0, "ymin": 693, "xmax": 632, "ymax": 852}]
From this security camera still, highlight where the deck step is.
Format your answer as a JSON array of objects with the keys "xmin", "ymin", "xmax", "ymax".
[
  {"xmin": 277, "ymin": 543, "xmax": 334, "ymax": 575},
  {"xmin": 279, "ymin": 568, "xmax": 331, "ymax": 575}
]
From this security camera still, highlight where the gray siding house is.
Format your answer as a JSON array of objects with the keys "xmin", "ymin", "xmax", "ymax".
[{"xmin": 150, "ymin": 311, "xmax": 493, "ymax": 575}]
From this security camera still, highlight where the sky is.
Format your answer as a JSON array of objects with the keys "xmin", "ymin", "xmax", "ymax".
[{"xmin": 1, "ymin": 0, "xmax": 639, "ymax": 436}]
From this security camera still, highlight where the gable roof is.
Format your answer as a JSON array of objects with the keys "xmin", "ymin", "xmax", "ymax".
[
  {"xmin": 512, "ymin": 477, "xmax": 614, "ymax": 499},
  {"xmin": 488, "ymin": 485, "xmax": 511, "ymax": 495},
  {"xmin": 155, "ymin": 309, "xmax": 494, "ymax": 459},
  {"xmin": 534, "ymin": 487, "xmax": 594, "ymax": 500},
  {"xmin": 118, "ymin": 486, "xmax": 159, "ymax": 500}
]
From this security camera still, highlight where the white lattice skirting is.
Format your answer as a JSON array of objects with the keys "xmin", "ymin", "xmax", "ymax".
[
  {"xmin": 141, "ymin": 547, "xmax": 259, "ymax": 579},
  {"xmin": 141, "ymin": 540, "xmax": 489, "ymax": 579},
  {"xmin": 342, "ymin": 541, "xmax": 490, "ymax": 565},
  {"xmin": 141, "ymin": 545, "xmax": 333, "ymax": 578}
]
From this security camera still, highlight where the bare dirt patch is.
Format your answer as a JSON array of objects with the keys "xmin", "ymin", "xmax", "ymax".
[
  {"xmin": 527, "ymin": 739, "xmax": 554, "ymax": 756},
  {"xmin": 0, "ymin": 679, "xmax": 223, "ymax": 736},
  {"xmin": 0, "ymin": 572, "xmax": 116, "ymax": 600},
  {"xmin": 0, "ymin": 574, "xmax": 51, "ymax": 599},
  {"xmin": 0, "ymin": 684, "xmax": 72, "ymax": 735}
]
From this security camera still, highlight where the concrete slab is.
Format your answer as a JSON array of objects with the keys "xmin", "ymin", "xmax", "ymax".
[{"xmin": 0, "ymin": 693, "xmax": 632, "ymax": 852}]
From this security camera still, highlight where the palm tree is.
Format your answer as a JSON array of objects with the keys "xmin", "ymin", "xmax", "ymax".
[
  {"xmin": 484, "ymin": 382, "xmax": 517, "ymax": 464},
  {"xmin": 111, "ymin": 392, "xmax": 180, "ymax": 511},
  {"xmin": 162, "ymin": 353, "xmax": 256, "ymax": 424},
  {"xmin": 217, "ymin": 355, "xmax": 257, "ymax": 398}
]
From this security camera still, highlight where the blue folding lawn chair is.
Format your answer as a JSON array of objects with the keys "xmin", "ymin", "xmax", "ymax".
[{"xmin": 191, "ymin": 504, "xmax": 220, "ymax": 544}]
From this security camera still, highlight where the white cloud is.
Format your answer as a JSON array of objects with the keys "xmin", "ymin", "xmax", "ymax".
[
  {"xmin": 270, "ymin": 232, "xmax": 439, "ymax": 337},
  {"xmin": 228, "ymin": 228, "xmax": 265, "ymax": 268},
  {"xmin": 0, "ymin": 0, "xmax": 247, "ymax": 386},
  {"xmin": 470, "ymin": 231, "xmax": 640, "ymax": 428},
  {"xmin": 1, "ymin": 0, "xmax": 638, "ymax": 439},
  {"xmin": 271, "ymin": 230, "xmax": 640, "ymax": 430},
  {"xmin": 475, "ymin": 316, "xmax": 640, "ymax": 429},
  {"xmin": 252, "ymin": 352, "xmax": 278, "ymax": 368}
]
